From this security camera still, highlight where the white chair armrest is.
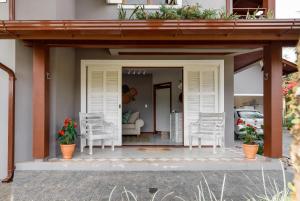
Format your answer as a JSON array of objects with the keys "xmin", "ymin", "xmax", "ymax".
[{"xmin": 135, "ymin": 119, "xmax": 144, "ymax": 129}]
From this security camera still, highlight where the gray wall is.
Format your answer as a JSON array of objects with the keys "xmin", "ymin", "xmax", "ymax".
[
  {"xmin": 0, "ymin": 39, "xmax": 15, "ymax": 179},
  {"xmin": 123, "ymin": 74, "xmax": 153, "ymax": 132},
  {"xmin": 224, "ymin": 57, "xmax": 234, "ymax": 147},
  {"xmin": 15, "ymin": 40, "xmax": 33, "ymax": 162},
  {"xmin": 49, "ymin": 48, "xmax": 76, "ymax": 157},
  {"xmin": 15, "ymin": 0, "xmax": 75, "ymax": 20}
]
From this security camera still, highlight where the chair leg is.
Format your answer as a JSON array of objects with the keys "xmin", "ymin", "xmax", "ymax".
[
  {"xmin": 222, "ymin": 137, "xmax": 225, "ymax": 152},
  {"xmin": 101, "ymin": 140, "xmax": 105, "ymax": 150},
  {"xmin": 198, "ymin": 138, "xmax": 201, "ymax": 149},
  {"xmin": 89, "ymin": 138, "xmax": 93, "ymax": 155},
  {"xmin": 111, "ymin": 140, "xmax": 114, "ymax": 151},
  {"xmin": 80, "ymin": 138, "xmax": 85, "ymax": 153},
  {"xmin": 213, "ymin": 136, "xmax": 216, "ymax": 154}
]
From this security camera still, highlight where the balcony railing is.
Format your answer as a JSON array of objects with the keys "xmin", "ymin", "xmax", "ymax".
[{"xmin": 233, "ymin": 8, "xmax": 269, "ymax": 19}]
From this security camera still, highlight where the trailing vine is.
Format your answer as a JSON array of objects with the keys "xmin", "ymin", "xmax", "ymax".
[{"xmin": 118, "ymin": 4, "xmax": 275, "ymax": 20}]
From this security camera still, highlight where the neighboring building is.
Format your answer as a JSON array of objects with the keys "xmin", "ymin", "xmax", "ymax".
[{"xmin": 0, "ymin": 0, "xmax": 299, "ymax": 181}]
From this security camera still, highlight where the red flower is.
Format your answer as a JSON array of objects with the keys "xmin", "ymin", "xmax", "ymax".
[
  {"xmin": 246, "ymin": 124, "xmax": 251, "ymax": 127},
  {"xmin": 287, "ymin": 82, "xmax": 297, "ymax": 90},
  {"xmin": 64, "ymin": 117, "xmax": 71, "ymax": 123},
  {"xmin": 59, "ymin": 130, "xmax": 65, "ymax": 136},
  {"xmin": 74, "ymin": 122, "xmax": 77, "ymax": 128}
]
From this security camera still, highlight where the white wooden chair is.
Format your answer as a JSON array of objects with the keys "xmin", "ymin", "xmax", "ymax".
[
  {"xmin": 79, "ymin": 112, "xmax": 116, "ymax": 155},
  {"xmin": 189, "ymin": 112, "xmax": 225, "ymax": 153}
]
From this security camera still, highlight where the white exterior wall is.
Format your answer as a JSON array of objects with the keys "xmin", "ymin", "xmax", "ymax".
[
  {"xmin": 276, "ymin": 0, "xmax": 300, "ymax": 19},
  {"xmin": 234, "ymin": 62, "xmax": 263, "ymax": 96}
]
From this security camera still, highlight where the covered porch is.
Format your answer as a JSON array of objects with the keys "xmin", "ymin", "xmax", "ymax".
[{"xmin": 0, "ymin": 20, "xmax": 299, "ymax": 180}]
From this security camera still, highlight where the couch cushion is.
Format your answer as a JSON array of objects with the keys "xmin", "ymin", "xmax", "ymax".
[
  {"xmin": 122, "ymin": 124, "xmax": 135, "ymax": 129},
  {"xmin": 122, "ymin": 111, "xmax": 132, "ymax": 124},
  {"xmin": 128, "ymin": 112, "xmax": 139, "ymax": 124}
]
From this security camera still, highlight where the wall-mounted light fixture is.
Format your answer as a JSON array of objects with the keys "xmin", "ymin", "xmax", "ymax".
[{"xmin": 0, "ymin": 0, "xmax": 7, "ymax": 2}]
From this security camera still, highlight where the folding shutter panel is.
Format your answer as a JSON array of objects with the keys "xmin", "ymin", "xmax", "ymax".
[
  {"xmin": 184, "ymin": 65, "xmax": 219, "ymax": 146},
  {"xmin": 104, "ymin": 70, "xmax": 121, "ymax": 144},
  {"xmin": 200, "ymin": 67, "xmax": 218, "ymax": 113},
  {"xmin": 87, "ymin": 69, "xmax": 104, "ymax": 113},
  {"xmin": 87, "ymin": 65, "xmax": 122, "ymax": 145}
]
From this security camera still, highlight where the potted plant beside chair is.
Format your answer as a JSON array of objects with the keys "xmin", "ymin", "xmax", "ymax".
[
  {"xmin": 57, "ymin": 118, "xmax": 77, "ymax": 159},
  {"xmin": 240, "ymin": 123, "xmax": 259, "ymax": 159}
]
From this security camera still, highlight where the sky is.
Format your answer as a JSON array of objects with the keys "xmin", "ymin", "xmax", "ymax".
[{"xmin": 276, "ymin": 0, "xmax": 300, "ymax": 19}]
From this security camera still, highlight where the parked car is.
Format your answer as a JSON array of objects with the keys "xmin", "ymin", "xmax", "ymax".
[{"xmin": 234, "ymin": 109, "xmax": 264, "ymax": 140}]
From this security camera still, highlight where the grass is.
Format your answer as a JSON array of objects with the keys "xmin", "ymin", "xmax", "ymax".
[{"xmin": 105, "ymin": 162, "xmax": 290, "ymax": 201}]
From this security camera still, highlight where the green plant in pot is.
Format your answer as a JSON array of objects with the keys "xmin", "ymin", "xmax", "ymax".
[
  {"xmin": 56, "ymin": 118, "xmax": 77, "ymax": 159},
  {"xmin": 240, "ymin": 123, "xmax": 259, "ymax": 159}
]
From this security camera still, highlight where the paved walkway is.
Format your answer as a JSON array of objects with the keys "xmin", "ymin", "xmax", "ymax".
[{"xmin": 0, "ymin": 170, "xmax": 292, "ymax": 201}]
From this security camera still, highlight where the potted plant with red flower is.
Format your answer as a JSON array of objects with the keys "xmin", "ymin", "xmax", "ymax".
[
  {"xmin": 240, "ymin": 123, "xmax": 259, "ymax": 159},
  {"xmin": 56, "ymin": 118, "xmax": 77, "ymax": 159}
]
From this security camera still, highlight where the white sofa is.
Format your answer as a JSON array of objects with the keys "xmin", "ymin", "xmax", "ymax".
[{"xmin": 122, "ymin": 112, "xmax": 144, "ymax": 135}]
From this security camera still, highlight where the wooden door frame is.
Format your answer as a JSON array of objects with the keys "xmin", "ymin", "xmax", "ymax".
[{"xmin": 153, "ymin": 82, "xmax": 172, "ymax": 133}]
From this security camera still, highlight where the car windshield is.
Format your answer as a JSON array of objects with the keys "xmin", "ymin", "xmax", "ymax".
[{"xmin": 238, "ymin": 111, "xmax": 263, "ymax": 119}]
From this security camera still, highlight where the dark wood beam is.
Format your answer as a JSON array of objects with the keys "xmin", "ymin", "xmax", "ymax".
[
  {"xmin": 263, "ymin": 42, "xmax": 282, "ymax": 158},
  {"xmin": 9, "ymin": 0, "xmax": 15, "ymax": 20},
  {"xmin": 234, "ymin": 50, "xmax": 263, "ymax": 72},
  {"xmin": 263, "ymin": 0, "xmax": 275, "ymax": 12},
  {"xmin": 0, "ymin": 63, "xmax": 16, "ymax": 183},
  {"xmin": 0, "ymin": 20, "xmax": 299, "ymax": 41},
  {"xmin": 32, "ymin": 45, "xmax": 49, "ymax": 159}
]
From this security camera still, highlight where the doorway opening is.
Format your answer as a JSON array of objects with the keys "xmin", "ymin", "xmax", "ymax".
[{"xmin": 121, "ymin": 67, "xmax": 183, "ymax": 146}]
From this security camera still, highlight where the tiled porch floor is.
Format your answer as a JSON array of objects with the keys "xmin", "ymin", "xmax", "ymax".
[
  {"xmin": 51, "ymin": 147, "xmax": 247, "ymax": 161},
  {"xmin": 16, "ymin": 147, "xmax": 283, "ymax": 172}
]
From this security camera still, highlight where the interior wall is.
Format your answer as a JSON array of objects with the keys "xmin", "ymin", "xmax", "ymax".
[
  {"xmin": 123, "ymin": 74, "xmax": 153, "ymax": 132},
  {"xmin": 152, "ymin": 69, "xmax": 183, "ymax": 113},
  {"xmin": 75, "ymin": 49, "xmax": 234, "ymax": 147},
  {"xmin": 49, "ymin": 48, "xmax": 76, "ymax": 157}
]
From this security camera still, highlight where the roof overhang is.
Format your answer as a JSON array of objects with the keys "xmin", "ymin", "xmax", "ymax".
[{"xmin": 0, "ymin": 20, "xmax": 299, "ymax": 43}]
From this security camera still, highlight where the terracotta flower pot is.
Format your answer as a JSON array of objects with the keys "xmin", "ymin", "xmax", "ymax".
[
  {"xmin": 243, "ymin": 144, "xmax": 259, "ymax": 159},
  {"xmin": 60, "ymin": 144, "xmax": 75, "ymax": 159}
]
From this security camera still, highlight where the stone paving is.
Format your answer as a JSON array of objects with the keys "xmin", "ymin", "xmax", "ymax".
[{"xmin": 0, "ymin": 170, "xmax": 293, "ymax": 201}]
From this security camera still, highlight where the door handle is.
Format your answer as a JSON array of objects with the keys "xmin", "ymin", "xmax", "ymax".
[{"xmin": 119, "ymin": 104, "xmax": 122, "ymax": 109}]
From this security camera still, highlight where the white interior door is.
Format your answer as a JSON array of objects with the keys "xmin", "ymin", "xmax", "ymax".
[
  {"xmin": 86, "ymin": 65, "xmax": 122, "ymax": 145},
  {"xmin": 184, "ymin": 64, "xmax": 221, "ymax": 146},
  {"xmin": 156, "ymin": 88, "xmax": 171, "ymax": 132}
]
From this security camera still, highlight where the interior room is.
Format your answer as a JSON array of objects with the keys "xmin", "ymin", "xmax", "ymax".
[{"xmin": 122, "ymin": 67, "xmax": 183, "ymax": 145}]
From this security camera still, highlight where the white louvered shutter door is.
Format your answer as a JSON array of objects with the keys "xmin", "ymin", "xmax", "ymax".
[
  {"xmin": 87, "ymin": 65, "xmax": 122, "ymax": 145},
  {"xmin": 184, "ymin": 65, "xmax": 219, "ymax": 146}
]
